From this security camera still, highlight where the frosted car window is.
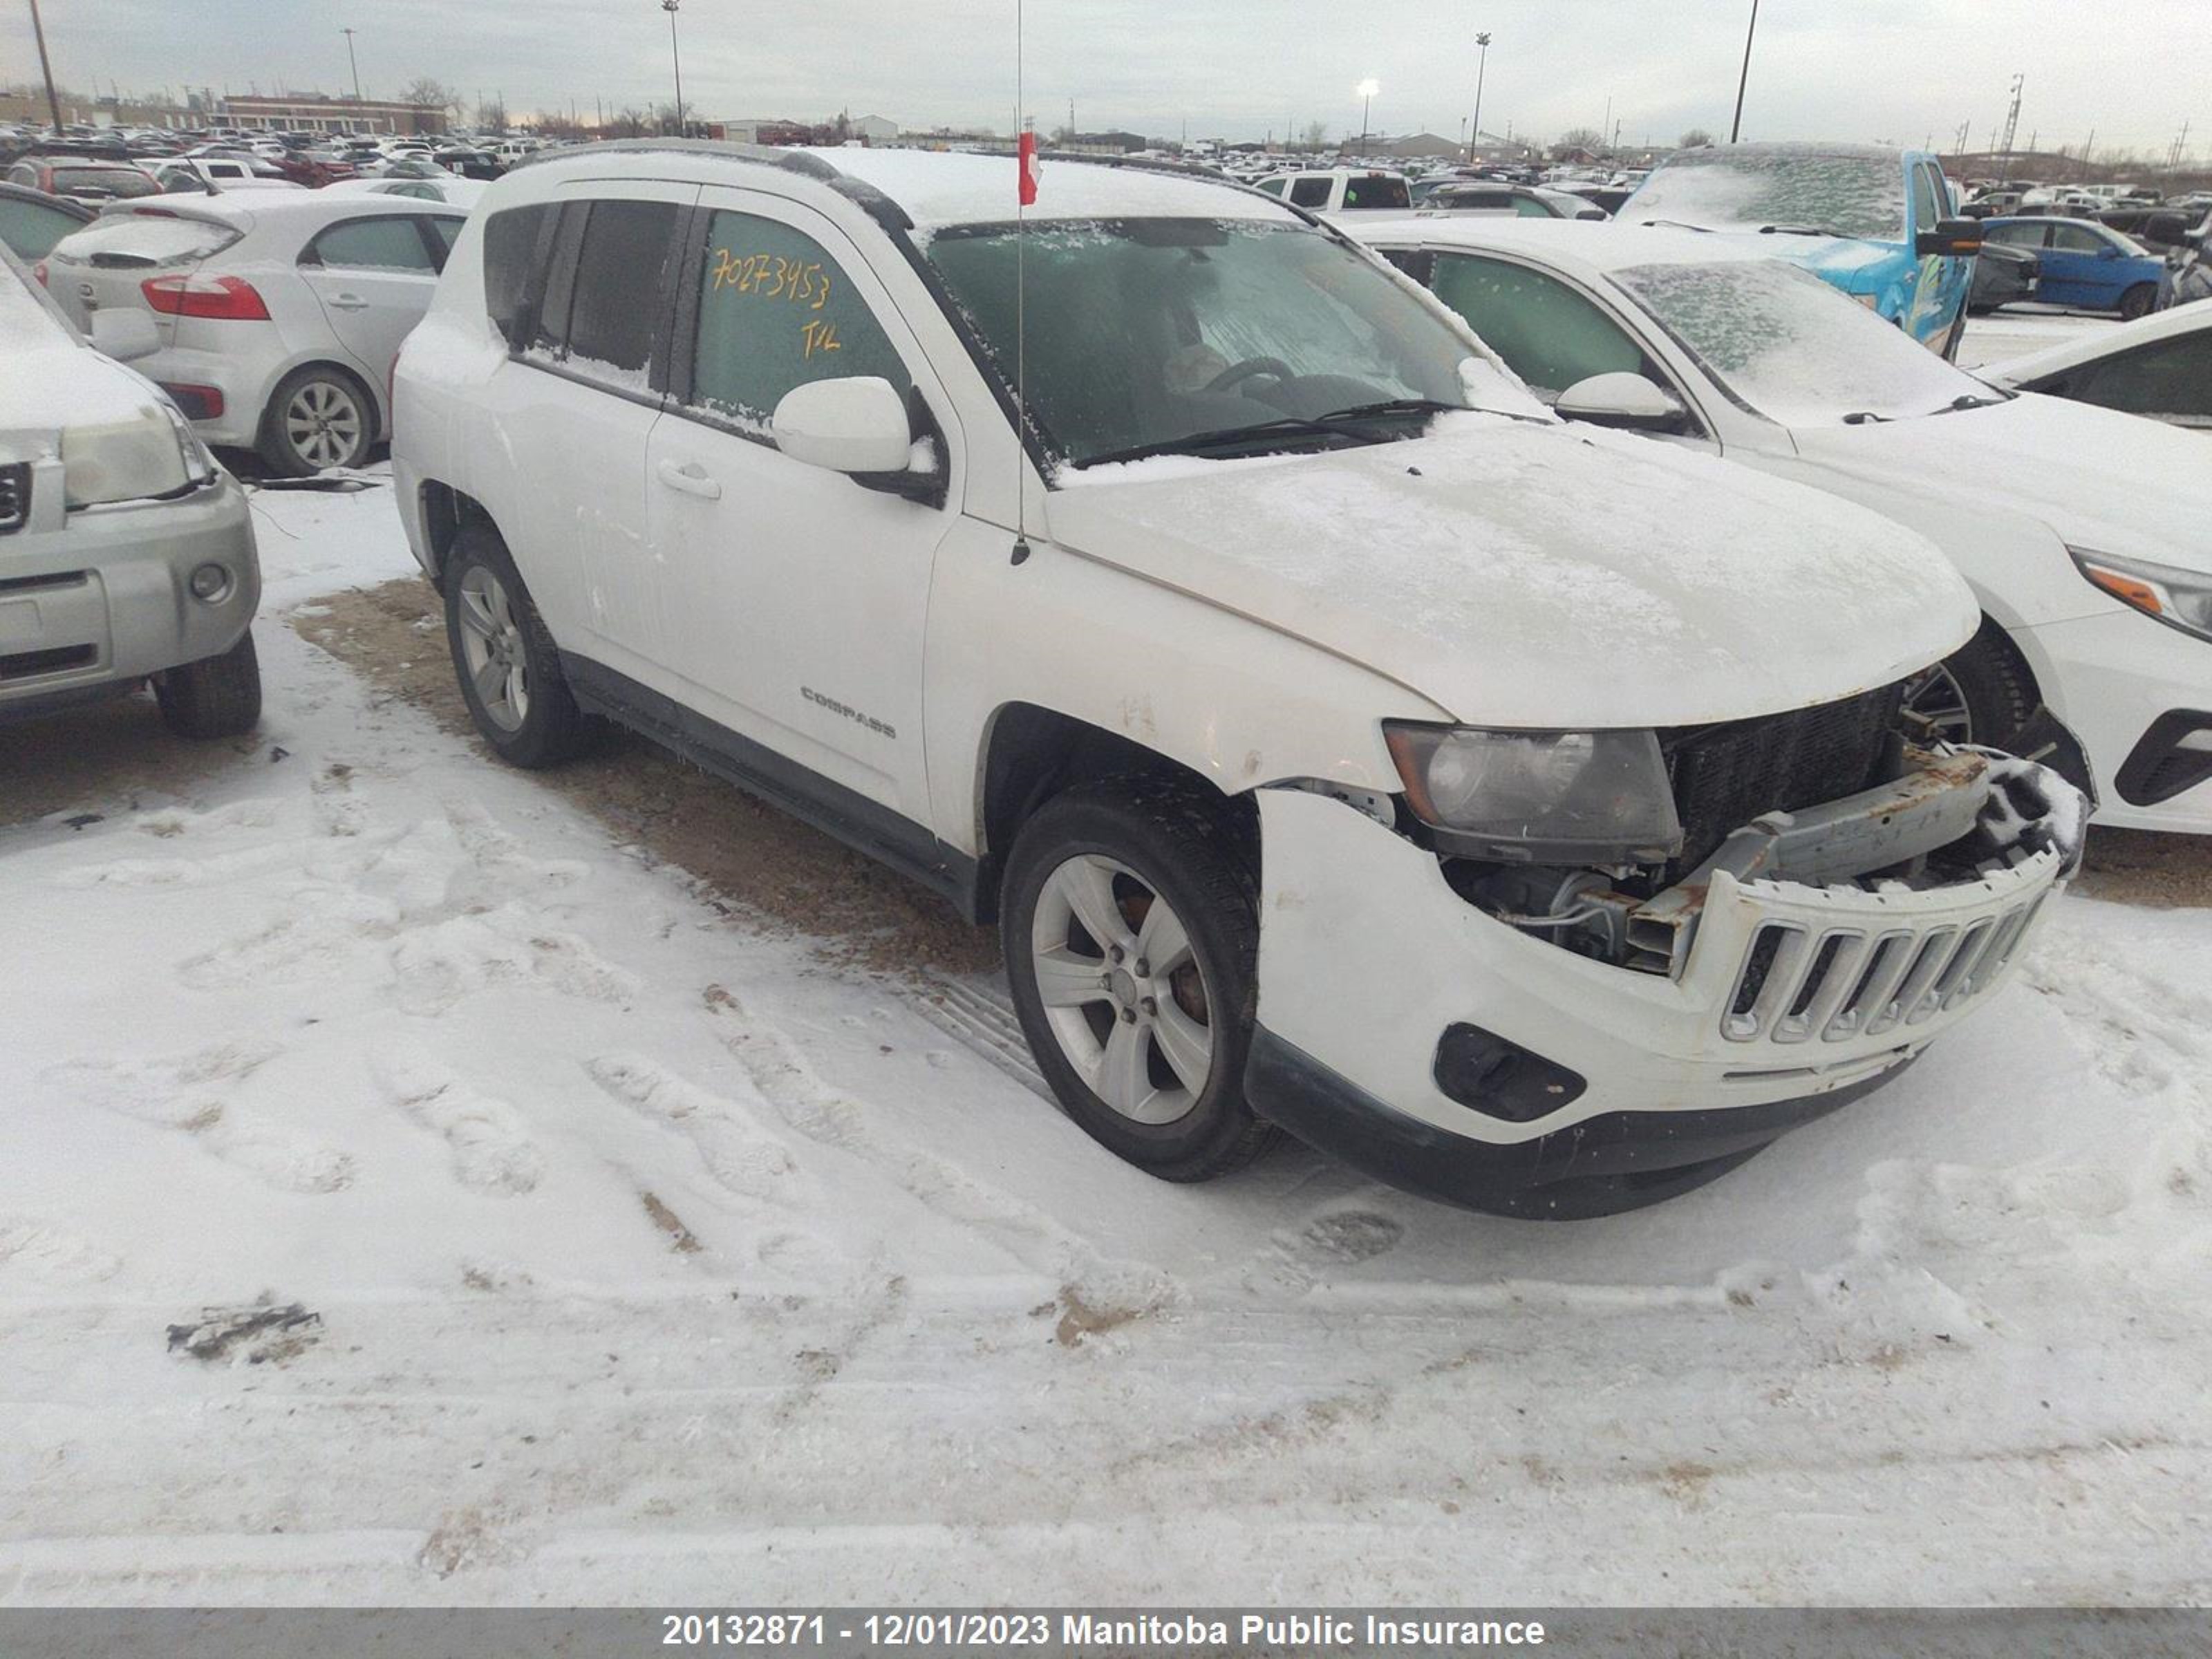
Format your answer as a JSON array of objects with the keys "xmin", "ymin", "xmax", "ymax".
[
  {"xmin": 1629, "ymin": 149, "xmax": 1906, "ymax": 240},
  {"xmin": 924, "ymin": 218, "xmax": 1479, "ymax": 467},
  {"xmin": 564, "ymin": 198, "xmax": 684, "ymax": 383},
  {"xmin": 1430, "ymin": 253, "xmax": 1650, "ymax": 399},
  {"xmin": 1616, "ymin": 258, "xmax": 1985, "ymax": 426},
  {"xmin": 688, "ymin": 209, "xmax": 909, "ymax": 427},
  {"xmin": 1910, "ymin": 164, "xmax": 1940, "ymax": 232},
  {"xmin": 481, "ymin": 202, "xmax": 552, "ymax": 349},
  {"xmin": 308, "ymin": 216, "xmax": 435, "ymax": 272}
]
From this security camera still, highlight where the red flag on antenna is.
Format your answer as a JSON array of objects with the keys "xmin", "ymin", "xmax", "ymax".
[{"xmin": 1018, "ymin": 129, "xmax": 1040, "ymax": 205}]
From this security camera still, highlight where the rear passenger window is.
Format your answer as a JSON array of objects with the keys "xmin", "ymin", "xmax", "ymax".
[
  {"xmin": 560, "ymin": 198, "xmax": 684, "ymax": 384},
  {"xmin": 306, "ymin": 216, "xmax": 435, "ymax": 272},
  {"xmin": 1288, "ymin": 177, "xmax": 1333, "ymax": 208},
  {"xmin": 1342, "ymin": 175, "xmax": 1409, "ymax": 211},
  {"xmin": 424, "ymin": 215, "xmax": 462, "ymax": 268},
  {"xmin": 481, "ymin": 202, "xmax": 551, "ymax": 348},
  {"xmin": 685, "ymin": 209, "xmax": 909, "ymax": 429}
]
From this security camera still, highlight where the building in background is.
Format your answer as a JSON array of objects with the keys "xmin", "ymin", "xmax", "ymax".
[{"xmin": 217, "ymin": 94, "xmax": 445, "ymax": 135}]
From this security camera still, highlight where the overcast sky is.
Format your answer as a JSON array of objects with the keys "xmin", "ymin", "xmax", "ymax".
[{"xmin": 8, "ymin": 0, "xmax": 2208, "ymax": 158}]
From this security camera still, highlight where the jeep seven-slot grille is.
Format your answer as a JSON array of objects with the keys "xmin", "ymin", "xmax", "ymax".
[
  {"xmin": 0, "ymin": 463, "xmax": 27, "ymax": 534},
  {"xmin": 1660, "ymin": 682, "xmax": 1906, "ymax": 879}
]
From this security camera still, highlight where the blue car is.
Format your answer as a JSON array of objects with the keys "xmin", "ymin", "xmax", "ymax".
[
  {"xmin": 1980, "ymin": 216, "xmax": 2171, "ymax": 319},
  {"xmin": 1620, "ymin": 142, "xmax": 1983, "ymax": 357}
]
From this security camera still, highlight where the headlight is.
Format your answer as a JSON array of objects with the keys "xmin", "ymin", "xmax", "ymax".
[
  {"xmin": 1382, "ymin": 723, "xmax": 1684, "ymax": 864},
  {"xmin": 2071, "ymin": 547, "xmax": 2212, "ymax": 644},
  {"xmin": 62, "ymin": 404, "xmax": 209, "ymax": 508}
]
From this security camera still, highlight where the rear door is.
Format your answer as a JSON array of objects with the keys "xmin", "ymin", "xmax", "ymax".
[{"xmin": 294, "ymin": 212, "xmax": 447, "ymax": 385}]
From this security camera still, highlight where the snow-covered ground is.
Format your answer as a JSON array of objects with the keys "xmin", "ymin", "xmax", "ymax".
[{"xmin": 1, "ymin": 467, "xmax": 2209, "ymax": 1606}]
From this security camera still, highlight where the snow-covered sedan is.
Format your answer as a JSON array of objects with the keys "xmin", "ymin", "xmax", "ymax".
[
  {"xmin": 392, "ymin": 143, "xmax": 2083, "ymax": 1219},
  {"xmin": 0, "ymin": 244, "xmax": 260, "ymax": 735},
  {"xmin": 1357, "ymin": 216, "xmax": 2212, "ymax": 833},
  {"xmin": 43, "ymin": 193, "xmax": 466, "ymax": 475},
  {"xmin": 1994, "ymin": 301, "xmax": 2212, "ymax": 433}
]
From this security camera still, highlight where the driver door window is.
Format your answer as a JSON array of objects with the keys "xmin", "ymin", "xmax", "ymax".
[{"xmin": 1428, "ymin": 252, "xmax": 1667, "ymax": 406}]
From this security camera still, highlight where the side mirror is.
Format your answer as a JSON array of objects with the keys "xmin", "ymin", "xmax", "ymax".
[
  {"xmin": 88, "ymin": 308, "xmax": 160, "ymax": 362},
  {"xmin": 1916, "ymin": 217, "xmax": 1983, "ymax": 257},
  {"xmin": 770, "ymin": 376, "xmax": 913, "ymax": 476},
  {"xmin": 1555, "ymin": 371, "xmax": 1687, "ymax": 433}
]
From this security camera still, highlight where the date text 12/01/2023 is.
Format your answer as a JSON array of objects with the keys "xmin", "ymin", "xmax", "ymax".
[{"xmin": 709, "ymin": 247, "xmax": 845, "ymax": 359}]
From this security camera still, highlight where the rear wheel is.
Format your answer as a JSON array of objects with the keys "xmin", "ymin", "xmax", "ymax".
[
  {"xmin": 1001, "ymin": 776, "xmax": 1277, "ymax": 1183},
  {"xmin": 1902, "ymin": 617, "xmax": 2038, "ymax": 750},
  {"xmin": 2118, "ymin": 283, "xmax": 2159, "ymax": 322},
  {"xmin": 442, "ymin": 527, "xmax": 590, "ymax": 768},
  {"xmin": 154, "ymin": 629, "xmax": 262, "ymax": 739},
  {"xmin": 260, "ymin": 365, "xmax": 373, "ymax": 476}
]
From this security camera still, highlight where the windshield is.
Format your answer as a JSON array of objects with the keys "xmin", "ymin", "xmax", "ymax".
[
  {"xmin": 923, "ymin": 218, "xmax": 1488, "ymax": 469},
  {"xmin": 1613, "ymin": 259, "xmax": 1989, "ymax": 426},
  {"xmin": 53, "ymin": 167, "xmax": 158, "ymax": 200},
  {"xmin": 1629, "ymin": 149, "xmax": 1904, "ymax": 241}
]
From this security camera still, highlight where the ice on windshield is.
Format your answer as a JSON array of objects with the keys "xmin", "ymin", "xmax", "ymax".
[
  {"xmin": 1629, "ymin": 149, "xmax": 1906, "ymax": 241},
  {"xmin": 1613, "ymin": 259, "xmax": 1985, "ymax": 427}
]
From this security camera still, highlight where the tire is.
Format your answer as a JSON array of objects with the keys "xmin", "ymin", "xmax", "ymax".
[
  {"xmin": 442, "ymin": 525, "xmax": 590, "ymax": 768},
  {"xmin": 1903, "ymin": 616, "xmax": 2038, "ymax": 751},
  {"xmin": 2118, "ymin": 283, "xmax": 2159, "ymax": 322},
  {"xmin": 1000, "ymin": 775, "xmax": 1279, "ymax": 1183},
  {"xmin": 154, "ymin": 628, "xmax": 263, "ymax": 739},
  {"xmin": 259, "ymin": 364, "xmax": 375, "ymax": 476}
]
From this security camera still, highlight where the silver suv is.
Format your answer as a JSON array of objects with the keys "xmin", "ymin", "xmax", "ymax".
[{"xmin": 0, "ymin": 246, "xmax": 260, "ymax": 736}]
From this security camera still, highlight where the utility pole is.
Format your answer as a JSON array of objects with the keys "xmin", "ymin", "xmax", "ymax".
[
  {"xmin": 1469, "ymin": 30, "xmax": 1491, "ymax": 162},
  {"xmin": 1729, "ymin": 0, "xmax": 1759, "ymax": 143},
  {"xmin": 662, "ymin": 0, "xmax": 684, "ymax": 135},
  {"xmin": 28, "ymin": 0, "xmax": 66, "ymax": 134},
  {"xmin": 340, "ymin": 26, "xmax": 362, "ymax": 100}
]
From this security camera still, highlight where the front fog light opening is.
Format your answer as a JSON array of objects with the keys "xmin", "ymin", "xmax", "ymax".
[{"xmin": 188, "ymin": 562, "xmax": 234, "ymax": 603}]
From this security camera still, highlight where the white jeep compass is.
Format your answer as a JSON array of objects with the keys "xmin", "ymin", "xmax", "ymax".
[{"xmin": 392, "ymin": 142, "xmax": 2085, "ymax": 1218}]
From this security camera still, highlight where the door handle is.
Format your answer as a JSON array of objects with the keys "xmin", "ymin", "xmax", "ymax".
[
  {"xmin": 655, "ymin": 458, "xmax": 722, "ymax": 500},
  {"xmin": 327, "ymin": 292, "xmax": 370, "ymax": 310}
]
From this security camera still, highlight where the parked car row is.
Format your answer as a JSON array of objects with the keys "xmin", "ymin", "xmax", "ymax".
[{"xmin": 9, "ymin": 139, "xmax": 2206, "ymax": 1224}]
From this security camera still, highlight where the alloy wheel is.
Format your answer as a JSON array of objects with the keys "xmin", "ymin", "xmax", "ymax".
[
  {"xmin": 1029, "ymin": 853, "xmax": 1214, "ymax": 1125},
  {"xmin": 455, "ymin": 564, "xmax": 530, "ymax": 733},
  {"xmin": 1902, "ymin": 662, "xmax": 1973, "ymax": 744},
  {"xmin": 283, "ymin": 379, "xmax": 365, "ymax": 469}
]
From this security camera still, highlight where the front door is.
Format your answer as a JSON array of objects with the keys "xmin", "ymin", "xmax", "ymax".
[{"xmin": 644, "ymin": 191, "xmax": 959, "ymax": 825}]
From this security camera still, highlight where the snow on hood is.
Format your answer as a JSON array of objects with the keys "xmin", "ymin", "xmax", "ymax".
[
  {"xmin": 0, "ymin": 258, "xmax": 169, "ymax": 449},
  {"xmin": 1791, "ymin": 393, "xmax": 2212, "ymax": 580},
  {"xmin": 1044, "ymin": 415, "xmax": 1976, "ymax": 729}
]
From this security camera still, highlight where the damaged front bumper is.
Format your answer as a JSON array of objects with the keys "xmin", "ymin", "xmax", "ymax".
[{"xmin": 1247, "ymin": 749, "xmax": 2083, "ymax": 1219}]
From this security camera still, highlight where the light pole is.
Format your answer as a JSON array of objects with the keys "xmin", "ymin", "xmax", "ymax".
[
  {"xmin": 1728, "ymin": 0, "xmax": 1759, "ymax": 144},
  {"xmin": 1356, "ymin": 78, "xmax": 1379, "ymax": 156},
  {"xmin": 662, "ymin": 0, "xmax": 684, "ymax": 135},
  {"xmin": 1468, "ymin": 32, "xmax": 1491, "ymax": 162},
  {"xmin": 340, "ymin": 26, "xmax": 361, "ymax": 100},
  {"xmin": 28, "ymin": 0, "xmax": 66, "ymax": 134}
]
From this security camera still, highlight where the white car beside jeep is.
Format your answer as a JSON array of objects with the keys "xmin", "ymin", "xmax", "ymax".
[
  {"xmin": 391, "ymin": 144, "xmax": 2083, "ymax": 1219},
  {"xmin": 1352, "ymin": 216, "xmax": 2212, "ymax": 833}
]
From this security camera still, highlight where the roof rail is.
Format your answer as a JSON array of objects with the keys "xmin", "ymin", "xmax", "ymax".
[{"xmin": 509, "ymin": 136, "xmax": 914, "ymax": 230}]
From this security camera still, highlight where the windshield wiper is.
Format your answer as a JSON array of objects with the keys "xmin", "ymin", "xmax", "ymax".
[
  {"xmin": 1841, "ymin": 411, "xmax": 1890, "ymax": 425},
  {"xmin": 1929, "ymin": 392, "xmax": 2007, "ymax": 414},
  {"xmin": 1076, "ymin": 416, "xmax": 1356, "ymax": 469},
  {"xmin": 1759, "ymin": 223, "xmax": 1846, "ymax": 238},
  {"xmin": 1642, "ymin": 218, "xmax": 1713, "ymax": 234},
  {"xmin": 1075, "ymin": 400, "xmax": 1461, "ymax": 469}
]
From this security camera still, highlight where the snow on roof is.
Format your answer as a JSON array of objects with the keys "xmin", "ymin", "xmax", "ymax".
[
  {"xmin": 811, "ymin": 148, "xmax": 1295, "ymax": 229},
  {"xmin": 1355, "ymin": 215, "xmax": 1829, "ymax": 275}
]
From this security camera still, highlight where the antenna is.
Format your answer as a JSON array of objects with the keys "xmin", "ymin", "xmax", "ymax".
[{"xmin": 1010, "ymin": 0, "xmax": 1032, "ymax": 565}]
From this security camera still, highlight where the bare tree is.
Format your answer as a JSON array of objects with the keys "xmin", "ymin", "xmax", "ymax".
[
  {"xmin": 612, "ymin": 105, "xmax": 651, "ymax": 139},
  {"xmin": 1554, "ymin": 125, "xmax": 1606, "ymax": 156},
  {"xmin": 476, "ymin": 96, "xmax": 507, "ymax": 132},
  {"xmin": 1678, "ymin": 126, "xmax": 1714, "ymax": 149},
  {"xmin": 400, "ymin": 76, "xmax": 461, "ymax": 117},
  {"xmin": 1300, "ymin": 119, "xmax": 1330, "ymax": 152}
]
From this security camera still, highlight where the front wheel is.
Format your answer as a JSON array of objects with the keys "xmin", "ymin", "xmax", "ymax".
[
  {"xmin": 154, "ymin": 629, "xmax": 262, "ymax": 738},
  {"xmin": 1902, "ymin": 616, "xmax": 2038, "ymax": 750},
  {"xmin": 1000, "ymin": 776, "xmax": 1277, "ymax": 1183}
]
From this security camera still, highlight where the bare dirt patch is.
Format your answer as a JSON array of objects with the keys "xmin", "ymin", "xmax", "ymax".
[
  {"xmin": 292, "ymin": 577, "xmax": 1000, "ymax": 977},
  {"xmin": 0, "ymin": 685, "xmax": 272, "ymax": 830},
  {"xmin": 2076, "ymin": 827, "xmax": 2212, "ymax": 909}
]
